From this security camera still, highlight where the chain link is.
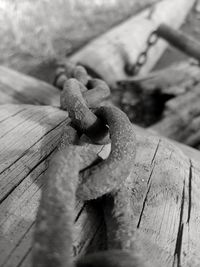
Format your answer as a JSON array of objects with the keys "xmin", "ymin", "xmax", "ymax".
[
  {"xmin": 57, "ymin": 63, "xmax": 136, "ymax": 199},
  {"xmin": 32, "ymin": 63, "xmax": 143, "ymax": 267},
  {"xmin": 125, "ymin": 30, "xmax": 158, "ymax": 76}
]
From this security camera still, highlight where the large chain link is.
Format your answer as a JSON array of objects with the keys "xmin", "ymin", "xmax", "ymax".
[
  {"xmin": 32, "ymin": 63, "xmax": 147, "ymax": 267},
  {"xmin": 125, "ymin": 31, "xmax": 158, "ymax": 76}
]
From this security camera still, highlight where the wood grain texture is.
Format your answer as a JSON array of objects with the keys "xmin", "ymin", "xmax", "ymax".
[
  {"xmin": 101, "ymin": 126, "xmax": 200, "ymax": 266},
  {"xmin": 0, "ymin": 104, "xmax": 104, "ymax": 267},
  {"xmin": 130, "ymin": 131, "xmax": 200, "ymax": 267},
  {"xmin": 87, "ymin": 126, "xmax": 200, "ymax": 267},
  {"xmin": 0, "ymin": 105, "xmax": 200, "ymax": 266},
  {"xmin": 69, "ymin": 0, "xmax": 195, "ymax": 86}
]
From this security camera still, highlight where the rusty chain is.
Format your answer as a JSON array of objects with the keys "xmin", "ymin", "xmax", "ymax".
[
  {"xmin": 32, "ymin": 63, "xmax": 147, "ymax": 267},
  {"xmin": 124, "ymin": 31, "xmax": 158, "ymax": 76}
]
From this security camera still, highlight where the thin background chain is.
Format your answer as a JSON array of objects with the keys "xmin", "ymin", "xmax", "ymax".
[{"xmin": 125, "ymin": 30, "xmax": 158, "ymax": 76}]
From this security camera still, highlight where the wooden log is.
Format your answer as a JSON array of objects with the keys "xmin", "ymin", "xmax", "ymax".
[
  {"xmin": 1, "ymin": 104, "xmax": 200, "ymax": 266},
  {"xmin": 69, "ymin": 0, "xmax": 195, "ymax": 86},
  {"xmin": 119, "ymin": 127, "xmax": 200, "ymax": 266}
]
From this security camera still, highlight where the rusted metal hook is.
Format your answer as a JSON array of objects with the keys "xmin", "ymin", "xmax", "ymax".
[{"xmin": 77, "ymin": 105, "xmax": 136, "ymax": 200}]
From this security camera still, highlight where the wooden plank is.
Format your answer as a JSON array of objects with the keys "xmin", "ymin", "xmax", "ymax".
[
  {"xmin": 115, "ymin": 126, "xmax": 200, "ymax": 266},
  {"xmin": 1, "ymin": 104, "xmax": 200, "ymax": 266},
  {"xmin": 0, "ymin": 105, "xmax": 68, "ymax": 198},
  {"xmin": 70, "ymin": 0, "xmax": 195, "ymax": 86}
]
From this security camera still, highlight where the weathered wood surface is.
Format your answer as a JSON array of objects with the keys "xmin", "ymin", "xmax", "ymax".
[
  {"xmin": 134, "ymin": 124, "xmax": 200, "ymax": 163},
  {"xmin": 1, "ymin": 104, "xmax": 200, "ymax": 266},
  {"xmin": 128, "ymin": 126, "xmax": 200, "ymax": 267},
  {"xmin": 0, "ymin": 104, "xmax": 105, "ymax": 267},
  {"xmin": 69, "ymin": 0, "xmax": 195, "ymax": 86}
]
